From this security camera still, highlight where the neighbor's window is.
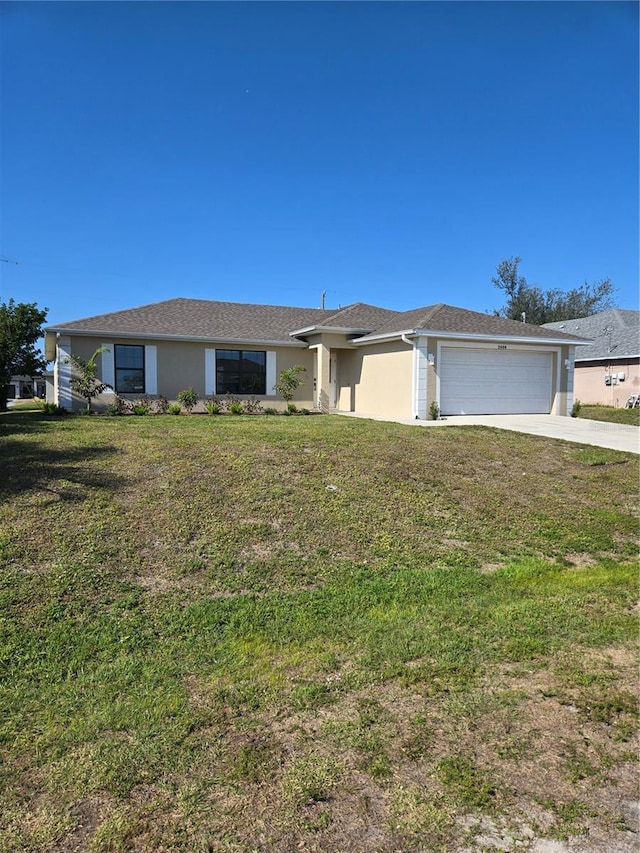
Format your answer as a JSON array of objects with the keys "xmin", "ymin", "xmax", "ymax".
[
  {"xmin": 115, "ymin": 345, "xmax": 145, "ymax": 394},
  {"xmin": 216, "ymin": 350, "xmax": 266, "ymax": 394}
]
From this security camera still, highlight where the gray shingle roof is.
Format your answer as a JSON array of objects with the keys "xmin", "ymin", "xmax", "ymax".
[
  {"xmin": 543, "ymin": 309, "xmax": 640, "ymax": 360},
  {"xmin": 353, "ymin": 303, "xmax": 588, "ymax": 343},
  {"xmin": 48, "ymin": 297, "xmax": 589, "ymax": 345},
  {"xmin": 49, "ymin": 298, "xmax": 335, "ymax": 344}
]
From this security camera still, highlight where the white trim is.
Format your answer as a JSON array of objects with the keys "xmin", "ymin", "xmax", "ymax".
[
  {"xmin": 45, "ymin": 328, "xmax": 307, "ymax": 347},
  {"xmin": 266, "ymin": 351, "xmax": 277, "ymax": 394},
  {"xmin": 289, "ymin": 325, "xmax": 371, "ymax": 337},
  {"xmin": 101, "ymin": 344, "xmax": 114, "ymax": 389},
  {"xmin": 145, "ymin": 345, "xmax": 157, "ymax": 395},
  {"xmin": 56, "ymin": 335, "xmax": 72, "ymax": 408},
  {"xmin": 436, "ymin": 341, "xmax": 562, "ymax": 415},
  {"xmin": 353, "ymin": 328, "xmax": 589, "ymax": 347},
  {"xmin": 205, "ymin": 348, "xmax": 216, "ymax": 395},
  {"xmin": 566, "ymin": 345, "xmax": 575, "ymax": 415},
  {"xmin": 414, "ymin": 337, "xmax": 429, "ymax": 420}
]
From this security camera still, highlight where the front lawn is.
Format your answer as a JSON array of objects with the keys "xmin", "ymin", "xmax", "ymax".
[
  {"xmin": 579, "ymin": 403, "xmax": 640, "ymax": 426},
  {"xmin": 1, "ymin": 412, "xmax": 638, "ymax": 852}
]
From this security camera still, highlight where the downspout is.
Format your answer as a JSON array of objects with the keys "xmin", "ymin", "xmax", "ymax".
[{"xmin": 401, "ymin": 334, "xmax": 418, "ymax": 419}]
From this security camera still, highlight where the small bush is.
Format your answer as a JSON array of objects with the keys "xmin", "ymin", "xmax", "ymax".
[
  {"xmin": 429, "ymin": 401, "xmax": 440, "ymax": 421},
  {"xmin": 264, "ymin": 407, "xmax": 278, "ymax": 415},
  {"xmin": 571, "ymin": 399, "xmax": 582, "ymax": 418},
  {"xmin": 39, "ymin": 402, "xmax": 58, "ymax": 414},
  {"xmin": 152, "ymin": 395, "xmax": 169, "ymax": 415},
  {"xmin": 299, "ymin": 408, "xmax": 311, "ymax": 416},
  {"xmin": 177, "ymin": 387, "xmax": 199, "ymax": 413},
  {"xmin": 243, "ymin": 396, "xmax": 263, "ymax": 414},
  {"xmin": 132, "ymin": 397, "xmax": 150, "ymax": 415},
  {"xmin": 168, "ymin": 403, "xmax": 182, "ymax": 415},
  {"xmin": 205, "ymin": 400, "xmax": 222, "ymax": 415},
  {"xmin": 287, "ymin": 402, "xmax": 298, "ymax": 414},
  {"xmin": 223, "ymin": 393, "xmax": 241, "ymax": 413},
  {"xmin": 105, "ymin": 395, "xmax": 131, "ymax": 416},
  {"xmin": 229, "ymin": 401, "xmax": 244, "ymax": 415}
]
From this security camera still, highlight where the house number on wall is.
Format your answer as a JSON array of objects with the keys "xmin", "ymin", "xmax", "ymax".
[{"xmin": 497, "ymin": 345, "xmax": 507, "ymax": 350}]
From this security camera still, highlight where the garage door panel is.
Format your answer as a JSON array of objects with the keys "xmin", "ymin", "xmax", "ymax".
[{"xmin": 440, "ymin": 348, "xmax": 553, "ymax": 415}]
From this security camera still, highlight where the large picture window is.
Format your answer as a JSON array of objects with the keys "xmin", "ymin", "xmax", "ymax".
[
  {"xmin": 115, "ymin": 345, "xmax": 145, "ymax": 394},
  {"xmin": 216, "ymin": 350, "xmax": 266, "ymax": 395}
]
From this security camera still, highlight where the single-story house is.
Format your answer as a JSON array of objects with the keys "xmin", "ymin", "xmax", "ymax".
[
  {"xmin": 544, "ymin": 309, "xmax": 639, "ymax": 407},
  {"xmin": 44, "ymin": 298, "xmax": 589, "ymax": 417},
  {"xmin": 5, "ymin": 375, "xmax": 47, "ymax": 400}
]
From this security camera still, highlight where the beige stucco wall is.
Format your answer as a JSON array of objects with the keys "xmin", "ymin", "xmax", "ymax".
[
  {"xmin": 573, "ymin": 359, "xmax": 640, "ymax": 406},
  {"xmin": 58, "ymin": 335, "xmax": 315, "ymax": 411},
  {"xmin": 337, "ymin": 340, "xmax": 413, "ymax": 418}
]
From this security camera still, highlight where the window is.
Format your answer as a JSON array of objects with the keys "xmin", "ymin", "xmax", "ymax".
[
  {"xmin": 115, "ymin": 345, "xmax": 145, "ymax": 393},
  {"xmin": 216, "ymin": 350, "xmax": 266, "ymax": 394}
]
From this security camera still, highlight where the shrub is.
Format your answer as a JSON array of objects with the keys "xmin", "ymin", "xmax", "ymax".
[
  {"xmin": 429, "ymin": 401, "xmax": 440, "ymax": 421},
  {"xmin": 263, "ymin": 407, "xmax": 278, "ymax": 415},
  {"xmin": 223, "ymin": 393, "xmax": 240, "ymax": 413},
  {"xmin": 132, "ymin": 403, "xmax": 149, "ymax": 416},
  {"xmin": 65, "ymin": 345, "xmax": 112, "ymax": 413},
  {"xmin": 229, "ymin": 401, "xmax": 244, "ymax": 415},
  {"xmin": 39, "ymin": 401, "xmax": 58, "ymax": 414},
  {"xmin": 274, "ymin": 364, "xmax": 306, "ymax": 404},
  {"xmin": 571, "ymin": 399, "xmax": 582, "ymax": 418},
  {"xmin": 152, "ymin": 395, "xmax": 169, "ymax": 415},
  {"xmin": 105, "ymin": 395, "xmax": 131, "ymax": 416},
  {"xmin": 177, "ymin": 387, "xmax": 199, "ymax": 413},
  {"xmin": 205, "ymin": 398, "xmax": 222, "ymax": 415},
  {"xmin": 243, "ymin": 396, "xmax": 263, "ymax": 414},
  {"xmin": 299, "ymin": 408, "xmax": 311, "ymax": 415},
  {"xmin": 287, "ymin": 402, "xmax": 298, "ymax": 414},
  {"xmin": 168, "ymin": 403, "xmax": 182, "ymax": 415}
]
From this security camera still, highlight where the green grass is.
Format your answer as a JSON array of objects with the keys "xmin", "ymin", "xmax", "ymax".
[
  {"xmin": 579, "ymin": 403, "xmax": 640, "ymax": 426},
  {"xmin": 0, "ymin": 411, "xmax": 638, "ymax": 851}
]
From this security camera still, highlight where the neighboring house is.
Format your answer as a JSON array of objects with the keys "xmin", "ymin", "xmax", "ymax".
[
  {"xmin": 544, "ymin": 309, "xmax": 640, "ymax": 407},
  {"xmin": 44, "ymin": 298, "xmax": 589, "ymax": 417},
  {"xmin": 5, "ymin": 375, "xmax": 47, "ymax": 400}
]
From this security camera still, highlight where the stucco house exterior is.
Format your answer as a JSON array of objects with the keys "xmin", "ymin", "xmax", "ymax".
[
  {"xmin": 5, "ymin": 374, "xmax": 47, "ymax": 400},
  {"xmin": 544, "ymin": 309, "xmax": 639, "ymax": 407},
  {"xmin": 44, "ymin": 298, "xmax": 588, "ymax": 417}
]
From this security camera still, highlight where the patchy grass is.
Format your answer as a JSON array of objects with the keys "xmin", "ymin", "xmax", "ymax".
[
  {"xmin": 0, "ymin": 411, "xmax": 638, "ymax": 852},
  {"xmin": 579, "ymin": 404, "xmax": 640, "ymax": 426}
]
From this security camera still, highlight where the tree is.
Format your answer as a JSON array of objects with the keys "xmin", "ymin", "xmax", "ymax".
[
  {"xmin": 274, "ymin": 365, "xmax": 306, "ymax": 406},
  {"xmin": 492, "ymin": 257, "xmax": 616, "ymax": 325},
  {"xmin": 0, "ymin": 299, "xmax": 48, "ymax": 411},
  {"xmin": 66, "ymin": 346, "xmax": 112, "ymax": 413}
]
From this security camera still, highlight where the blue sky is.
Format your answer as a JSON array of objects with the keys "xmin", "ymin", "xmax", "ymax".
[{"xmin": 1, "ymin": 1, "xmax": 638, "ymax": 327}]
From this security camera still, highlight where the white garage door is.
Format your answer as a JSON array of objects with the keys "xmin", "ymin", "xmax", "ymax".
[{"xmin": 440, "ymin": 347, "xmax": 553, "ymax": 415}]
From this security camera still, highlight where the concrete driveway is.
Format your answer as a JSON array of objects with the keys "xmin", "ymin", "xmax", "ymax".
[{"xmin": 337, "ymin": 412, "xmax": 640, "ymax": 454}]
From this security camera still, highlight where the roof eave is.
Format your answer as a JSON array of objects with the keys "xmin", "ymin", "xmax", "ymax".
[
  {"xmin": 289, "ymin": 325, "xmax": 373, "ymax": 337},
  {"xmin": 46, "ymin": 328, "xmax": 308, "ymax": 348},
  {"xmin": 352, "ymin": 328, "xmax": 592, "ymax": 346},
  {"xmin": 575, "ymin": 353, "xmax": 640, "ymax": 362}
]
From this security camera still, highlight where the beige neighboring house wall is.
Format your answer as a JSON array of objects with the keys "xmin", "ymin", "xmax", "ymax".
[
  {"xmin": 544, "ymin": 310, "xmax": 640, "ymax": 409},
  {"xmin": 337, "ymin": 341, "xmax": 413, "ymax": 419},
  {"xmin": 573, "ymin": 359, "xmax": 640, "ymax": 407}
]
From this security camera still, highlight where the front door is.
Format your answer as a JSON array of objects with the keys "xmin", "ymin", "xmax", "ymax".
[{"xmin": 329, "ymin": 353, "xmax": 338, "ymax": 408}]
